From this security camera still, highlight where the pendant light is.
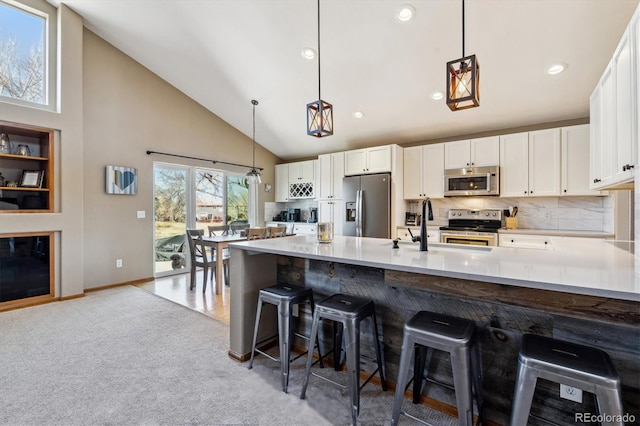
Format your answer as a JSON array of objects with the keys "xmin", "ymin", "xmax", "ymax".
[
  {"xmin": 246, "ymin": 99, "xmax": 262, "ymax": 184},
  {"xmin": 446, "ymin": 0, "xmax": 480, "ymax": 111},
  {"xmin": 306, "ymin": 0, "xmax": 333, "ymax": 137}
]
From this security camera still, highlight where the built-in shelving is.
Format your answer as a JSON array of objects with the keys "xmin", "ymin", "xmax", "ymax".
[{"xmin": 0, "ymin": 121, "xmax": 53, "ymax": 212}]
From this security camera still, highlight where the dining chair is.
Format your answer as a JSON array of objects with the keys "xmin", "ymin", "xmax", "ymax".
[
  {"xmin": 208, "ymin": 225, "xmax": 229, "ymax": 236},
  {"xmin": 267, "ymin": 226, "xmax": 287, "ymax": 238},
  {"xmin": 186, "ymin": 229, "xmax": 215, "ymax": 293},
  {"xmin": 247, "ymin": 227, "xmax": 268, "ymax": 240},
  {"xmin": 230, "ymin": 223, "xmax": 250, "ymax": 235}
]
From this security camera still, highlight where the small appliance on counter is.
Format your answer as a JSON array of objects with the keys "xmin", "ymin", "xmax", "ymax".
[
  {"xmin": 405, "ymin": 212, "xmax": 421, "ymax": 226},
  {"xmin": 308, "ymin": 208, "xmax": 318, "ymax": 223},
  {"xmin": 287, "ymin": 208, "xmax": 301, "ymax": 222},
  {"xmin": 272, "ymin": 210, "xmax": 289, "ymax": 221}
]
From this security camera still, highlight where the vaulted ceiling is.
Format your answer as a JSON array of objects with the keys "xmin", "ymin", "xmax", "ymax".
[{"xmin": 49, "ymin": 0, "xmax": 639, "ymax": 160}]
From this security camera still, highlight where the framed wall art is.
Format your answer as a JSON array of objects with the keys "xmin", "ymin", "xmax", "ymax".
[{"xmin": 106, "ymin": 166, "xmax": 137, "ymax": 195}]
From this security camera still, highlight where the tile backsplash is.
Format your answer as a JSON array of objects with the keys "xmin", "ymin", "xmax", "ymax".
[{"xmin": 406, "ymin": 195, "xmax": 615, "ymax": 233}]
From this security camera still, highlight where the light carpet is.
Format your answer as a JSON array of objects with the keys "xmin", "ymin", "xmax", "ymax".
[{"xmin": 0, "ymin": 286, "xmax": 457, "ymax": 425}]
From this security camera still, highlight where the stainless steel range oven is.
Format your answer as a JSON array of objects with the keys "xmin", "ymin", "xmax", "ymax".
[{"xmin": 439, "ymin": 209, "xmax": 503, "ymax": 246}]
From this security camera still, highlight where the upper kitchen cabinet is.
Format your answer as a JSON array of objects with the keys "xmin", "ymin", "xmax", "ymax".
[
  {"xmin": 590, "ymin": 5, "xmax": 638, "ymax": 190},
  {"xmin": 275, "ymin": 159, "xmax": 317, "ymax": 201},
  {"xmin": 403, "ymin": 144, "xmax": 444, "ymax": 199},
  {"xmin": 275, "ymin": 163, "xmax": 289, "ymax": 202},
  {"xmin": 444, "ymin": 136, "xmax": 499, "ymax": 169},
  {"xmin": 500, "ymin": 129, "xmax": 561, "ymax": 197},
  {"xmin": 318, "ymin": 152, "xmax": 344, "ymax": 200},
  {"xmin": 561, "ymin": 125, "xmax": 602, "ymax": 196},
  {"xmin": 0, "ymin": 122, "xmax": 54, "ymax": 213},
  {"xmin": 344, "ymin": 145, "xmax": 391, "ymax": 175},
  {"xmin": 288, "ymin": 160, "xmax": 315, "ymax": 182}
]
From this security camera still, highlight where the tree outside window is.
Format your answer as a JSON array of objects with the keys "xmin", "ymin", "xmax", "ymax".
[{"xmin": 0, "ymin": 1, "xmax": 46, "ymax": 105}]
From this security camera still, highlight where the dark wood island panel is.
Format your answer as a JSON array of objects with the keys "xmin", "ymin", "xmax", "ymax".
[{"xmin": 273, "ymin": 256, "xmax": 639, "ymax": 426}]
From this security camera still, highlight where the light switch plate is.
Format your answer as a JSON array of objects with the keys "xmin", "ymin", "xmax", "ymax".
[
  {"xmin": 137, "ymin": 210, "xmax": 145, "ymax": 219},
  {"xmin": 560, "ymin": 384, "xmax": 583, "ymax": 403}
]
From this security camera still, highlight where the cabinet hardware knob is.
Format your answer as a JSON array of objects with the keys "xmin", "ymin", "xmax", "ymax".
[{"xmin": 563, "ymin": 189, "xmax": 567, "ymax": 193}]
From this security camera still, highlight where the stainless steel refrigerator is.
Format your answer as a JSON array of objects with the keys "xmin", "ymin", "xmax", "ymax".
[{"xmin": 343, "ymin": 173, "xmax": 391, "ymax": 238}]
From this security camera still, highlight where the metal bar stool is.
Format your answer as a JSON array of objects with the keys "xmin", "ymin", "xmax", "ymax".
[
  {"xmin": 300, "ymin": 293, "xmax": 387, "ymax": 426},
  {"xmin": 510, "ymin": 334, "xmax": 624, "ymax": 426},
  {"xmin": 391, "ymin": 311, "xmax": 484, "ymax": 426},
  {"xmin": 248, "ymin": 283, "xmax": 323, "ymax": 393}
]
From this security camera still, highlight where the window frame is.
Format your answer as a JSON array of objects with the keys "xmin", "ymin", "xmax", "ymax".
[{"xmin": 0, "ymin": 0, "xmax": 57, "ymax": 111}]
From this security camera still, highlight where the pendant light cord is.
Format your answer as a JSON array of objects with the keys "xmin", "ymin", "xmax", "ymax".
[
  {"xmin": 317, "ymin": 0, "xmax": 322, "ymax": 99},
  {"xmin": 462, "ymin": 0, "xmax": 465, "ymax": 57},
  {"xmin": 251, "ymin": 99, "xmax": 258, "ymax": 169}
]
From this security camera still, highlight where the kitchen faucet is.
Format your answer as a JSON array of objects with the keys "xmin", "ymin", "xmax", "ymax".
[{"xmin": 411, "ymin": 197, "xmax": 433, "ymax": 251}]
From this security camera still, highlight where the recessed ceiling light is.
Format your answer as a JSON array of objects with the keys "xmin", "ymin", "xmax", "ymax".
[
  {"xmin": 301, "ymin": 47, "xmax": 316, "ymax": 60},
  {"xmin": 352, "ymin": 111, "xmax": 364, "ymax": 119},
  {"xmin": 547, "ymin": 63, "xmax": 567, "ymax": 75},
  {"xmin": 431, "ymin": 91, "xmax": 444, "ymax": 101},
  {"xmin": 396, "ymin": 4, "xmax": 416, "ymax": 22}
]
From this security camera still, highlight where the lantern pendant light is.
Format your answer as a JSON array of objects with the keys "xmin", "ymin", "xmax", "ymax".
[
  {"xmin": 307, "ymin": 0, "xmax": 333, "ymax": 137},
  {"xmin": 246, "ymin": 99, "xmax": 262, "ymax": 184},
  {"xmin": 446, "ymin": 0, "xmax": 480, "ymax": 111}
]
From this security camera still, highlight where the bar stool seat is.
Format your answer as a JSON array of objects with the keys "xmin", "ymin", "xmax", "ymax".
[
  {"xmin": 300, "ymin": 293, "xmax": 387, "ymax": 425},
  {"xmin": 510, "ymin": 334, "xmax": 624, "ymax": 426},
  {"xmin": 248, "ymin": 283, "xmax": 322, "ymax": 393},
  {"xmin": 391, "ymin": 311, "xmax": 484, "ymax": 426}
]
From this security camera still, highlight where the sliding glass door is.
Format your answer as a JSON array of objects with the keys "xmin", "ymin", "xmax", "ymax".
[{"xmin": 153, "ymin": 163, "xmax": 251, "ymax": 277}]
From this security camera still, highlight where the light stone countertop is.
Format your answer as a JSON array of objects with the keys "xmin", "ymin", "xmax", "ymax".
[
  {"xmin": 497, "ymin": 228, "xmax": 615, "ymax": 238},
  {"xmin": 230, "ymin": 235, "xmax": 639, "ymax": 302}
]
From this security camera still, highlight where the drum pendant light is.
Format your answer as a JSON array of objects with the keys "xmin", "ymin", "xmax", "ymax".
[
  {"xmin": 246, "ymin": 99, "xmax": 262, "ymax": 184},
  {"xmin": 306, "ymin": 0, "xmax": 333, "ymax": 137},
  {"xmin": 446, "ymin": 0, "xmax": 480, "ymax": 111}
]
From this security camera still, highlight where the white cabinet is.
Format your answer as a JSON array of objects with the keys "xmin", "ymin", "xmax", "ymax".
[
  {"xmin": 293, "ymin": 222, "xmax": 317, "ymax": 235},
  {"xmin": 288, "ymin": 160, "xmax": 315, "ymax": 182},
  {"xmin": 444, "ymin": 136, "xmax": 499, "ymax": 169},
  {"xmin": 500, "ymin": 130, "xmax": 561, "ymax": 197},
  {"xmin": 499, "ymin": 234, "xmax": 553, "ymax": 250},
  {"xmin": 318, "ymin": 152, "xmax": 344, "ymax": 200},
  {"xmin": 403, "ymin": 144, "xmax": 444, "ymax": 199},
  {"xmin": 590, "ymin": 6, "xmax": 638, "ymax": 189},
  {"xmin": 344, "ymin": 145, "xmax": 391, "ymax": 175},
  {"xmin": 275, "ymin": 164, "xmax": 289, "ymax": 202},
  {"xmin": 561, "ymin": 125, "xmax": 601, "ymax": 196},
  {"xmin": 396, "ymin": 226, "xmax": 440, "ymax": 243},
  {"xmin": 318, "ymin": 200, "xmax": 343, "ymax": 236}
]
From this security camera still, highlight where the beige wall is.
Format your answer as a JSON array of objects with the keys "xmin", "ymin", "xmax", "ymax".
[
  {"xmin": 0, "ymin": 0, "xmax": 281, "ymax": 298},
  {"xmin": 82, "ymin": 30, "xmax": 280, "ymax": 289},
  {"xmin": 0, "ymin": 1, "xmax": 84, "ymax": 298}
]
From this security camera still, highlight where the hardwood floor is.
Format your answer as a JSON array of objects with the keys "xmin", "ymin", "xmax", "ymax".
[{"xmin": 135, "ymin": 271, "xmax": 230, "ymax": 325}]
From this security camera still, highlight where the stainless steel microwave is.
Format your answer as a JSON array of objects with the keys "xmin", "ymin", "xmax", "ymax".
[{"xmin": 443, "ymin": 166, "xmax": 500, "ymax": 196}]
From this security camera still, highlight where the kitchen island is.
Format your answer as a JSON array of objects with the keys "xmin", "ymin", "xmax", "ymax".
[{"xmin": 228, "ymin": 235, "xmax": 639, "ymax": 425}]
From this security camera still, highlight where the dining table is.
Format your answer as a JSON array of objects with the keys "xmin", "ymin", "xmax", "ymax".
[{"xmin": 201, "ymin": 234, "xmax": 247, "ymax": 294}]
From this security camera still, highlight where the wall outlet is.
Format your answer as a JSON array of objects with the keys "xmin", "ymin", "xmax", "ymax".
[
  {"xmin": 116, "ymin": 259, "xmax": 123, "ymax": 268},
  {"xmin": 560, "ymin": 384, "xmax": 582, "ymax": 403},
  {"xmin": 137, "ymin": 210, "xmax": 145, "ymax": 219}
]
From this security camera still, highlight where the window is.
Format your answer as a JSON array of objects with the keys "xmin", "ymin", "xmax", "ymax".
[
  {"xmin": 0, "ymin": 0, "xmax": 54, "ymax": 108},
  {"xmin": 153, "ymin": 163, "xmax": 250, "ymax": 276}
]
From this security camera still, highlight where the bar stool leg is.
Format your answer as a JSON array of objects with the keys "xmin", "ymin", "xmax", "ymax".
[
  {"xmin": 413, "ymin": 345, "xmax": 428, "ymax": 404},
  {"xmin": 344, "ymin": 317, "xmax": 361, "ymax": 426},
  {"xmin": 248, "ymin": 298, "xmax": 264, "ymax": 370},
  {"xmin": 334, "ymin": 321, "xmax": 344, "ymax": 371},
  {"xmin": 300, "ymin": 309, "xmax": 321, "ymax": 400},
  {"xmin": 371, "ymin": 311, "xmax": 387, "ymax": 390},
  {"xmin": 509, "ymin": 363, "xmax": 538, "ymax": 426},
  {"xmin": 596, "ymin": 387, "xmax": 624, "ymax": 426},
  {"xmin": 278, "ymin": 299, "xmax": 292, "ymax": 393},
  {"xmin": 391, "ymin": 333, "xmax": 415, "ymax": 426},
  {"xmin": 450, "ymin": 347, "xmax": 474, "ymax": 426},
  {"xmin": 308, "ymin": 296, "xmax": 324, "ymax": 369}
]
